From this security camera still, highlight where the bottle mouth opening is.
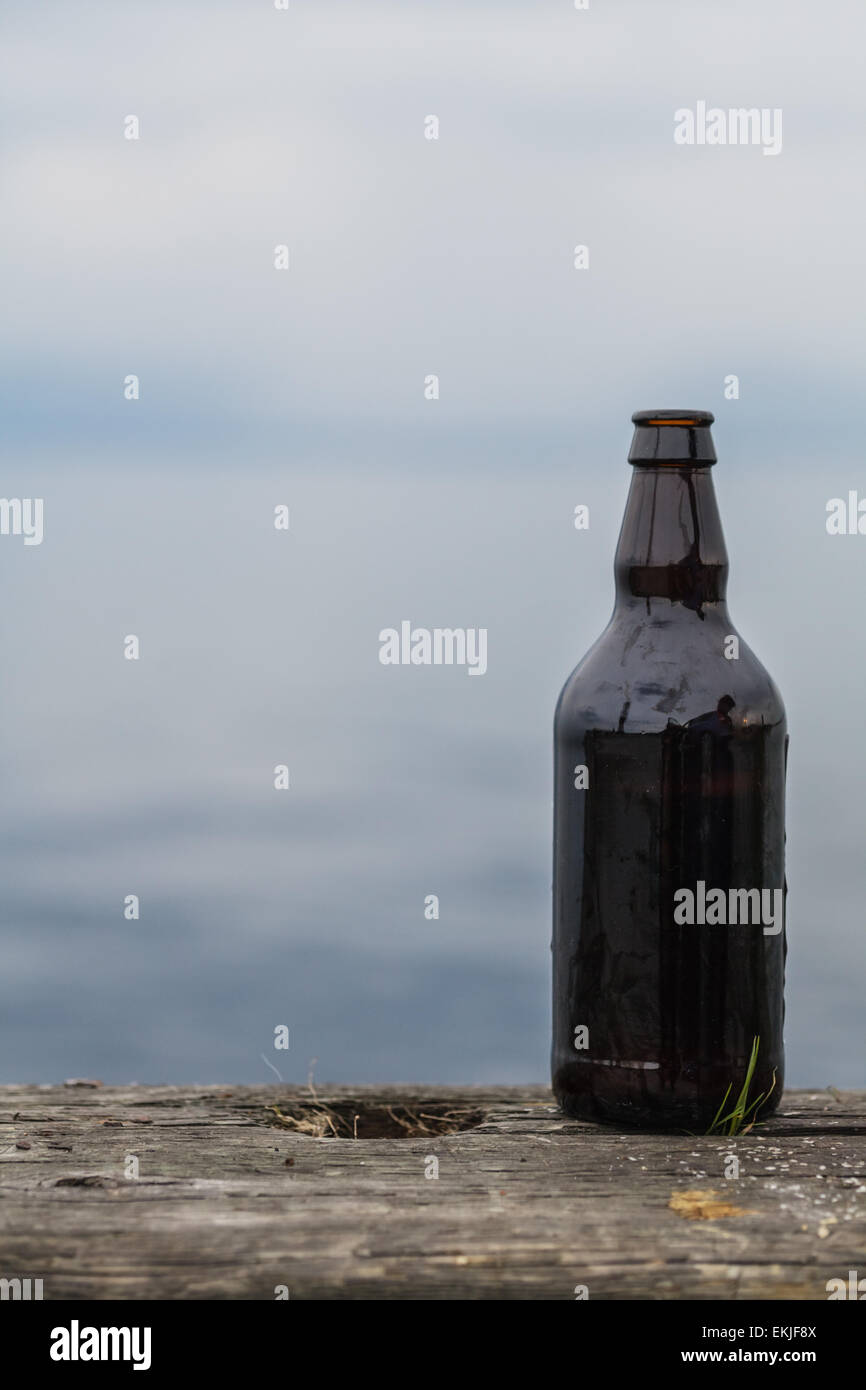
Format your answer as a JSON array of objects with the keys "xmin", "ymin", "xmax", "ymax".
[{"xmin": 631, "ymin": 409, "xmax": 715, "ymax": 428}]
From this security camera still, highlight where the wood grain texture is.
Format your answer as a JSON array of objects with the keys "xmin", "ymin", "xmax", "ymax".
[{"xmin": 0, "ymin": 1085, "xmax": 863, "ymax": 1300}]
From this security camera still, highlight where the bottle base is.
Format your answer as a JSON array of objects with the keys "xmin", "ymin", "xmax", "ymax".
[{"xmin": 553, "ymin": 1059, "xmax": 783, "ymax": 1133}]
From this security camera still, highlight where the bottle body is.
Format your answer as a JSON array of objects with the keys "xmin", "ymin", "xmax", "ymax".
[{"xmin": 552, "ymin": 415, "xmax": 786, "ymax": 1130}]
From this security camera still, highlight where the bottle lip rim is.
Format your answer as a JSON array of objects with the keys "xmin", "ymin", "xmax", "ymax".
[
  {"xmin": 631, "ymin": 409, "xmax": 715, "ymax": 427},
  {"xmin": 628, "ymin": 412, "xmax": 717, "ymax": 464}
]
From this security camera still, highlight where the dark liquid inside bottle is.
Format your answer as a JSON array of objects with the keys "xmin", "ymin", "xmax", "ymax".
[{"xmin": 552, "ymin": 412, "xmax": 786, "ymax": 1130}]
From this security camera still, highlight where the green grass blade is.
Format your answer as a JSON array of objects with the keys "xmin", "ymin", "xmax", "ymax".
[
  {"xmin": 705, "ymin": 1037, "xmax": 774, "ymax": 1137},
  {"xmin": 707, "ymin": 1083, "xmax": 733, "ymax": 1135},
  {"xmin": 726, "ymin": 1037, "xmax": 761, "ymax": 1135}
]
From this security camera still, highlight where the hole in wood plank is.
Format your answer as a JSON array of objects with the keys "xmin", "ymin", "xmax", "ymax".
[{"xmin": 265, "ymin": 1100, "xmax": 485, "ymax": 1139}]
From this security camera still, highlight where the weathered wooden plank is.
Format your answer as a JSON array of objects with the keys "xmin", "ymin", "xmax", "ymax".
[{"xmin": 0, "ymin": 1085, "xmax": 863, "ymax": 1299}]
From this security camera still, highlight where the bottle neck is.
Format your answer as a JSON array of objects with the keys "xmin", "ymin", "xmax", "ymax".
[{"xmin": 613, "ymin": 465, "xmax": 729, "ymax": 616}]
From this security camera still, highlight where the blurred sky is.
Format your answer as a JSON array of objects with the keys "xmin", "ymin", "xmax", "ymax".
[{"xmin": 0, "ymin": 1, "xmax": 863, "ymax": 1087}]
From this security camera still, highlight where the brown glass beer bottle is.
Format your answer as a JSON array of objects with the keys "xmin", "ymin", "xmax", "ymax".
[{"xmin": 552, "ymin": 411, "xmax": 786, "ymax": 1129}]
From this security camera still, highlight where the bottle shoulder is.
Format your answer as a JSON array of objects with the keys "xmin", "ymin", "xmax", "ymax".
[{"xmin": 555, "ymin": 604, "xmax": 785, "ymax": 736}]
